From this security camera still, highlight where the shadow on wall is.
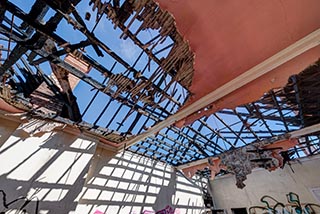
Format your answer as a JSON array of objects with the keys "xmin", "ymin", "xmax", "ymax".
[
  {"xmin": 75, "ymin": 147, "xmax": 205, "ymax": 214},
  {"xmin": 0, "ymin": 129, "xmax": 97, "ymax": 214},
  {"xmin": 0, "ymin": 123, "xmax": 205, "ymax": 214}
]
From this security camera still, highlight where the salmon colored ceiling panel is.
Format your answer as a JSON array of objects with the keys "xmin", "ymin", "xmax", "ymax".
[
  {"xmin": 182, "ymin": 47, "xmax": 320, "ymax": 125},
  {"xmin": 0, "ymin": 98, "xmax": 24, "ymax": 113},
  {"xmin": 156, "ymin": 0, "xmax": 320, "ymax": 125}
]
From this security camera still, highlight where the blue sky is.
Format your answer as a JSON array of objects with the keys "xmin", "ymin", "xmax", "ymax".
[
  {"xmin": 4, "ymin": 1, "xmax": 305, "ymax": 163},
  {"xmin": 8, "ymin": 0, "xmax": 180, "ymax": 135}
]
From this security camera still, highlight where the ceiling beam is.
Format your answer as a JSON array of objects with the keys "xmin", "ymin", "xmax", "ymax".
[
  {"xmin": 121, "ymin": 28, "xmax": 320, "ymax": 151},
  {"xmin": 177, "ymin": 122, "xmax": 320, "ymax": 170}
]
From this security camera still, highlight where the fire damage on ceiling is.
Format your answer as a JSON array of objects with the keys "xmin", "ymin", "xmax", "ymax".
[{"xmin": 0, "ymin": 0, "xmax": 319, "ymax": 188}]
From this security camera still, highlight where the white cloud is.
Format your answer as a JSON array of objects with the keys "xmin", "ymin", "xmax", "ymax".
[{"xmin": 119, "ymin": 39, "xmax": 139, "ymax": 64}]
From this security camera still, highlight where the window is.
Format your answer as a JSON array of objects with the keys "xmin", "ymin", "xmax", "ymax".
[
  {"xmin": 231, "ymin": 208, "xmax": 248, "ymax": 214},
  {"xmin": 212, "ymin": 209, "xmax": 227, "ymax": 214}
]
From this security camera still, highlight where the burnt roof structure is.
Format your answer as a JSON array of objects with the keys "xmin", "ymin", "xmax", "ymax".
[{"xmin": 0, "ymin": 0, "xmax": 319, "ymax": 175}]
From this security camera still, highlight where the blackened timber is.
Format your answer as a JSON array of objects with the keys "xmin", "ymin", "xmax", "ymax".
[
  {"xmin": 232, "ymin": 109, "xmax": 261, "ymax": 140},
  {"xmin": 0, "ymin": 20, "xmax": 165, "ymax": 124},
  {"xmin": 105, "ymin": 100, "xmax": 124, "ymax": 128},
  {"xmin": 154, "ymin": 43, "xmax": 174, "ymax": 56},
  {"xmin": 12, "ymin": 1, "xmax": 182, "ymax": 112},
  {"xmin": 144, "ymin": 137, "xmax": 185, "ymax": 163},
  {"xmin": 82, "ymin": 77, "xmax": 108, "ymax": 117},
  {"xmin": 0, "ymin": 44, "xmax": 28, "ymax": 77},
  {"xmin": 150, "ymin": 135, "xmax": 199, "ymax": 162},
  {"xmin": 94, "ymin": 97, "xmax": 114, "ymax": 126},
  {"xmin": 15, "ymin": 62, "xmax": 43, "ymax": 96},
  {"xmin": 113, "ymin": 0, "xmax": 134, "ymax": 24},
  {"xmin": 114, "ymin": 51, "xmax": 157, "ymax": 131},
  {"xmin": 3, "ymin": 16, "xmax": 29, "ymax": 37},
  {"xmin": 107, "ymin": 11, "xmax": 168, "ymax": 74},
  {"xmin": 199, "ymin": 118, "xmax": 235, "ymax": 150},
  {"xmin": 47, "ymin": 56, "xmax": 160, "ymax": 122},
  {"xmin": 163, "ymin": 128, "xmax": 180, "ymax": 159},
  {"xmin": 197, "ymin": 117, "xmax": 232, "ymax": 152},
  {"xmin": 20, "ymin": 0, "xmax": 47, "ymax": 30},
  {"xmin": 251, "ymin": 103, "xmax": 275, "ymax": 137},
  {"xmin": 0, "ymin": 2, "xmax": 64, "ymax": 75},
  {"xmin": 214, "ymin": 130, "xmax": 286, "ymax": 135},
  {"xmin": 156, "ymin": 132, "xmax": 204, "ymax": 155},
  {"xmin": 33, "ymin": 64, "xmax": 63, "ymax": 99},
  {"xmin": 0, "ymin": 1, "xmax": 6, "ymax": 24},
  {"xmin": 31, "ymin": 40, "xmax": 92, "ymax": 65},
  {"xmin": 179, "ymin": 140, "xmax": 193, "ymax": 161},
  {"xmin": 53, "ymin": 8, "xmax": 133, "ymax": 68},
  {"xmin": 1, "ymin": 1, "xmax": 68, "ymax": 46},
  {"xmin": 214, "ymin": 113, "xmax": 247, "ymax": 145},
  {"xmin": 136, "ymin": 85, "xmax": 179, "ymax": 135},
  {"xmin": 136, "ymin": 109, "xmax": 156, "ymax": 135},
  {"xmin": 171, "ymin": 126, "xmax": 222, "ymax": 155},
  {"xmin": 271, "ymin": 90, "xmax": 290, "ymax": 132},
  {"xmin": 54, "ymin": 7, "xmax": 182, "ymax": 107},
  {"xmin": 42, "ymin": 0, "xmax": 81, "ymax": 14},
  {"xmin": 186, "ymin": 125, "xmax": 223, "ymax": 155},
  {"xmin": 5, "ymin": 102, "xmax": 126, "ymax": 142},
  {"xmin": 126, "ymin": 112, "xmax": 142, "ymax": 135},
  {"xmin": 305, "ymin": 137, "xmax": 313, "ymax": 156},
  {"xmin": 167, "ymin": 126, "xmax": 190, "ymax": 158},
  {"xmin": 131, "ymin": 141, "xmax": 184, "ymax": 165},
  {"xmin": 0, "ymin": 20, "xmax": 166, "ymax": 124},
  {"xmin": 81, "ymin": 61, "xmax": 116, "ymax": 117},
  {"xmin": 218, "ymin": 109, "xmax": 299, "ymax": 125}
]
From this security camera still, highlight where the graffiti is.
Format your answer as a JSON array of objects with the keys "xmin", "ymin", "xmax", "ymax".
[
  {"xmin": 142, "ymin": 205, "xmax": 180, "ymax": 214},
  {"xmin": 0, "ymin": 190, "xmax": 39, "ymax": 214},
  {"xmin": 249, "ymin": 192, "xmax": 320, "ymax": 214},
  {"xmin": 93, "ymin": 210, "xmax": 104, "ymax": 214}
]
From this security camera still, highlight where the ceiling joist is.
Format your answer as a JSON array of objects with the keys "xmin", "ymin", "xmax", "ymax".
[{"xmin": 123, "ymin": 28, "xmax": 320, "ymax": 150}]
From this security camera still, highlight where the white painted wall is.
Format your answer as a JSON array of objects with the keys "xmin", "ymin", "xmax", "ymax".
[
  {"xmin": 74, "ymin": 146, "xmax": 206, "ymax": 214},
  {"xmin": 0, "ymin": 118, "xmax": 206, "ymax": 214},
  {"xmin": 0, "ymin": 122, "xmax": 97, "ymax": 214},
  {"xmin": 2, "ymin": 116, "xmax": 319, "ymax": 214},
  {"xmin": 211, "ymin": 155, "xmax": 320, "ymax": 213},
  {"xmin": 2, "ymin": 116, "xmax": 320, "ymax": 214},
  {"xmin": 0, "ymin": 116, "xmax": 19, "ymax": 146}
]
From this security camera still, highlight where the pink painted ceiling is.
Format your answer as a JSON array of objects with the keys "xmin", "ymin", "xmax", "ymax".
[{"xmin": 156, "ymin": 0, "xmax": 320, "ymax": 125}]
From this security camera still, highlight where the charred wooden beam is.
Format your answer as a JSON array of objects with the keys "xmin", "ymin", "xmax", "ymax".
[
  {"xmin": 185, "ymin": 125, "xmax": 218, "ymax": 154},
  {"xmin": 199, "ymin": 117, "xmax": 235, "ymax": 150},
  {"xmin": 156, "ymin": 131, "xmax": 204, "ymax": 156},
  {"xmin": 251, "ymin": 103, "xmax": 275, "ymax": 137},
  {"xmin": 291, "ymin": 75, "xmax": 305, "ymax": 127},
  {"xmin": 0, "ymin": 1, "xmax": 65, "ymax": 78},
  {"xmin": 0, "ymin": 1, "xmax": 6, "ymax": 24},
  {"xmin": 171, "ymin": 126, "xmax": 224, "ymax": 154},
  {"xmin": 3, "ymin": 16, "xmax": 29, "ymax": 37},
  {"xmin": 271, "ymin": 90, "xmax": 290, "ymax": 132},
  {"xmin": 214, "ymin": 113, "xmax": 247, "ymax": 145},
  {"xmin": 43, "ymin": 0, "xmax": 81, "ymax": 14},
  {"xmin": 0, "ymin": 23, "xmax": 166, "ymax": 127},
  {"xmin": 218, "ymin": 109, "xmax": 299, "ymax": 125},
  {"xmin": 53, "ymin": 8, "xmax": 183, "ymax": 107},
  {"xmin": 145, "ymin": 137, "xmax": 187, "ymax": 163},
  {"xmin": 20, "ymin": 0, "xmax": 47, "ymax": 30},
  {"xmin": 232, "ymin": 109, "xmax": 261, "ymax": 140},
  {"xmin": 0, "ymin": 44, "xmax": 28, "ymax": 78},
  {"xmin": 4, "ymin": 1, "xmax": 184, "ymax": 120}
]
